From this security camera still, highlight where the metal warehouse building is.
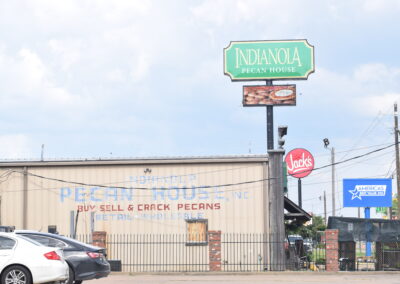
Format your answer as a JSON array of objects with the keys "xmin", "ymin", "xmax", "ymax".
[
  {"xmin": 0, "ymin": 155, "xmax": 311, "ymax": 271},
  {"xmin": 0, "ymin": 155, "xmax": 270, "ymax": 236}
]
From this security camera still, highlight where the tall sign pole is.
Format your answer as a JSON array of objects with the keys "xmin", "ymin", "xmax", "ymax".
[
  {"xmin": 266, "ymin": 80, "xmax": 274, "ymax": 150},
  {"xmin": 298, "ymin": 178, "xmax": 302, "ymax": 208},
  {"xmin": 395, "ymin": 103, "xmax": 400, "ymax": 219},
  {"xmin": 224, "ymin": 39, "xmax": 314, "ymax": 271},
  {"xmin": 365, "ymin": 207, "xmax": 371, "ymax": 256},
  {"xmin": 268, "ymin": 149, "xmax": 285, "ymax": 270}
]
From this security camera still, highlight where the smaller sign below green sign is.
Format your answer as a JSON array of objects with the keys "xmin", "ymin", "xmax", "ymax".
[
  {"xmin": 224, "ymin": 40, "xmax": 314, "ymax": 81},
  {"xmin": 243, "ymin": 85, "xmax": 296, "ymax": 107}
]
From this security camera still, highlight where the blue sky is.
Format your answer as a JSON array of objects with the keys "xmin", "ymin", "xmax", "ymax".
[{"xmin": 0, "ymin": 0, "xmax": 399, "ymax": 218}]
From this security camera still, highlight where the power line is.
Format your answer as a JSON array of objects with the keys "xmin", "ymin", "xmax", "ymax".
[
  {"xmin": 338, "ymin": 106, "xmax": 392, "ymax": 162},
  {"xmin": 4, "ymin": 142, "xmax": 398, "ymax": 192},
  {"xmin": 287, "ymin": 146, "xmax": 394, "ymax": 186}
]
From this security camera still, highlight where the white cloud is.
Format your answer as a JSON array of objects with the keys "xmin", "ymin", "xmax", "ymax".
[
  {"xmin": 0, "ymin": 0, "xmax": 399, "ymax": 166},
  {"xmin": 0, "ymin": 48, "xmax": 95, "ymax": 116},
  {"xmin": 359, "ymin": 93, "xmax": 400, "ymax": 116},
  {"xmin": 106, "ymin": 69, "xmax": 126, "ymax": 83},
  {"xmin": 130, "ymin": 53, "xmax": 151, "ymax": 83},
  {"xmin": 354, "ymin": 63, "xmax": 400, "ymax": 84},
  {"xmin": 18, "ymin": 48, "xmax": 47, "ymax": 89},
  {"xmin": 0, "ymin": 135, "xmax": 32, "ymax": 159},
  {"xmin": 299, "ymin": 63, "xmax": 400, "ymax": 118},
  {"xmin": 48, "ymin": 39, "xmax": 82, "ymax": 71},
  {"xmin": 362, "ymin": 0, "xmax": 400, "ymax": 13},
  {"xmin": 98, "ymin": 0, "xmax": 152, "ymax": 22}
]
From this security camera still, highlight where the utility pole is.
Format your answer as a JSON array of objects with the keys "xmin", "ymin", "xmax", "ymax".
[
  {"xmin": 324, "ymin": 138, "xmax": 336, "ymax": 217},
  {"xmin": 324, "ymin": 190, "xmax": 327, "ymax": 224},
  {"xmin": 23, "ymin": 167, "xmax": 28, "ymax": 229},
  {"xmin": 331, "ymin": 147, "xmax": 336, "ymax": 216},
  {"xmin": 395, "ymin": 103, "xmax": 400, "ymax": 219}
]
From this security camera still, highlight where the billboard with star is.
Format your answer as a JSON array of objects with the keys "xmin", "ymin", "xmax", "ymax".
[{"xmin": 343, "ymin": 178, "xmax": 392, "ymax": 208}]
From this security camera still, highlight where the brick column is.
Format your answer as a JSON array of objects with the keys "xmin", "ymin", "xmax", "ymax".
[
  {"xmin": 208, "ymin": 230, "xmax": 222, "ymax": 271},
  {"xmin": 325, "ymin": 229, "xmax": 339, "ymax": 272},
  {"xmin": 92, "ymin": 231, "xmax": 107, "ymax": 248}
]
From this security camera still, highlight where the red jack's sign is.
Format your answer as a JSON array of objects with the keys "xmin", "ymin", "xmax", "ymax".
[{"xmin": 285, "ymin": 148, "xmax": 314, "ymax": 178}]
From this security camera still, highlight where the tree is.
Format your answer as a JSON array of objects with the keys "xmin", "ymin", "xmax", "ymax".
[
  {"xmin": 285, "ymin": 215, "xmax": 326, "ymax": 239},
  {"xmin": 376, "ymin": 195, "xmax": 397, "ymax": 219}
]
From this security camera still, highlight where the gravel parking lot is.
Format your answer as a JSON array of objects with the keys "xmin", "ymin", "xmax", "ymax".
[{"xmin": 86, "ymin": 272, "xmax": 400, "ymax": 284}]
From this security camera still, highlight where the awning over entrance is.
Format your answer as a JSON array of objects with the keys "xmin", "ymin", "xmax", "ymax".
[{"xmin": 284, "ymin": 196, "xmax": 312, "ymax": 223}]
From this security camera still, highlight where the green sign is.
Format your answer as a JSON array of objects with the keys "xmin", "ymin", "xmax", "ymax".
[{"xmin": 224, "ymin": 40, "xmax": 314, "ymax": 81}]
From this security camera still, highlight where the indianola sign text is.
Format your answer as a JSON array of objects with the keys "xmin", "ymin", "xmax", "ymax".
[{"xmin": 224, "ymin": 40, "xmax": 315, "ymax": 81}]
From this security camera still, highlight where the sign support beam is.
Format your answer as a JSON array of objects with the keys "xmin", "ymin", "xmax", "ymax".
[
  {"xmin": 298, "ymin": 178, "xmax": 302, "ymax": 208},
  {"xmin": 365, "ymin": 207, "xmax": 371, "ymax": 257},
  {"xmin": 266, "ymin": 80, "xmax": 274, "ymax": 150},
  {"xmin": 268, "ymin": 149, "xmax": 285, "ymax": 271}
]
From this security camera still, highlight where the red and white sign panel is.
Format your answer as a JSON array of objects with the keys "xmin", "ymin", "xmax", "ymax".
[
  {"xmin": 243, "ymin": 85, "xmax": 296, "ymax": 106},
  {"xmin": 285, "ymin": 148, "xmax": 315, "ymax": 178}
]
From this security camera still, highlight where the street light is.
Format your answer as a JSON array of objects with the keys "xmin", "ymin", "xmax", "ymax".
[
  {"xmin": 323, "ymin": 138, "xmax": 336, "ymax": 217},
  {"xmin": 323, "ymin": 138, "xmax": 330, "ymax": 148}
]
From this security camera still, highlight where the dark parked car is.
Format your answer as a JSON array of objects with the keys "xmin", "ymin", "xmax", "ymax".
[
  {"xmin": 15, "ymin": 230, "xmax": 110, "ymax": 284},
  {"xmin": 287, "ymin": 235, "xmax": 303, "ymax": 246}
]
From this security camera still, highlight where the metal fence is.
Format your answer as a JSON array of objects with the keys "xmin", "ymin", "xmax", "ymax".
[
  {"xmin": 222, "ymin": 234, "xmax": 268, "ymax": 272},
  {"xmin": 335, "ymin": 241, "xmax": 400, "ymax": 271},
  {"xmin": 107, "ymin": 234, "xmax": 209, "ymax": 272},
  {"xmin": 376, "ymin": 242, "xmax": 400, "ymax": 271},
  {"xmin": 74, "ymin": 233, "xmax": 326, "ymax": 272}
]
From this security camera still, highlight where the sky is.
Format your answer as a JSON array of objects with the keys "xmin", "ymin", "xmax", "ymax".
[{"xmin": 0, "ymin": 0, "xmax": 399, "ymax": 219}]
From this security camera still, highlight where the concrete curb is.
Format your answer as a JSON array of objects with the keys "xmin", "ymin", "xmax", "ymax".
[{"xmin": 108, "ymin": 271, "xmax": 400, "ymax": 276}]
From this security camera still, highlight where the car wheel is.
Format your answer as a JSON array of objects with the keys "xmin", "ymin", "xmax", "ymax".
[
  {"xmin": 74, "ymin": 281, "xmax": 82, "ymax": 284},
  {"xmin": 61, "ymin": 266, "xmax": 74, "ymax": 284},
  {"xmin": 1, "ymin": 265, "xmax": 32, "ymax": 284}
]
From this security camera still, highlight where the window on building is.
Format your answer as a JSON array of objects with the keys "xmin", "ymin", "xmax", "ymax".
[{"xmin": 186, "ymin": 219, "xmax": 208, "ymax": 246}]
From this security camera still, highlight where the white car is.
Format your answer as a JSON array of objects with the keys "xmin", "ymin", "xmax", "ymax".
[{"xmin": 0, "ymin": 232, "xmax": 68, "ymax": 284}]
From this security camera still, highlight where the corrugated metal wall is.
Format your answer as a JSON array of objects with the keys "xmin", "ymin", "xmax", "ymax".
[{"xmin": 0, "ymin": 157, "xmax": 269, "ymax": 235}]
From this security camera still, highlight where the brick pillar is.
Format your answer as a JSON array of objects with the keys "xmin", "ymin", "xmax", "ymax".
[
  {"xmin": 92, "ymin": 231, "xmax": 107, "ymax": 248},
  {"xmin": 208, "ymin": 230, "xmax": 222, "ymax": 271},
  {"xmin": 325, "ymin": 229, "xmax": 339, "ymax": 272}
]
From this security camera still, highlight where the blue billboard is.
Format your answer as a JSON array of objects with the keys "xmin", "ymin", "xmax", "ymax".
[{"xmin": 343, "ymin": 178, "xmax": 392, "ymax": 208}]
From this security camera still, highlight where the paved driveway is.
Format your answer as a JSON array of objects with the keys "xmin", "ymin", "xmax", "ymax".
[{"xmin": 87, "ymin": 272, "xmax": 400, "ymax": 284}]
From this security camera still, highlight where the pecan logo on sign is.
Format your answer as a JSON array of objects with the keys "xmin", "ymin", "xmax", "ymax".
[{"xmin": 284, "ymin": 148, "xmax": 314, "ymax": 178}]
